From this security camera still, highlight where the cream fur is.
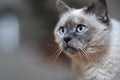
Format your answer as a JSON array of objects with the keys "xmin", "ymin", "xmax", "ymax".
[
  {"xmin": 54, "ymin": 8, "xmax": 120, "ymax": 80},
  {"xmin": 80, "ymin": 19, "xmax": 120, "ymax": 80}
]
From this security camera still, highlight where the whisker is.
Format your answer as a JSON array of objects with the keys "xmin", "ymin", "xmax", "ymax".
[
  {"xmin": 81, "ymin": 48, "xmax": 92, "ymax": 63},
  {"xmin": 72, "ymin": 40, "xmax": 98, "ymax": 66},
  {"xmin": 50, "ymin": 48, "xmax": 61, "ymax": 60},
  {"xmin": 78, "ymin": 49, "xmax": 86, "ymax": 57},
  {"xmin": 87, "ymin": 31, "xmax": 104, "ymax": 46},
  {"xmin": 83, "ymin": 44, "xmax": 101, "ymax": 68},
  {"xmin": 49, "ymin": 41, "xmax": 64, "ymax": 64},
  {"xmin": 87, "ymin": 38, "xmax": 101, "ymax": 46},
  {"xmin": 87, "ymin": 51, "xmax": 101, "ymax": 68},
  {"xmin": 74, "ymin": 42, "xmax": 94, "ymax": 65},
  {"xmin": 74, "ymin": 44, "xmax": 89, "ymax": 60},
  {"xmin": 82, "ymin": 48, "xmax": 95, "ymax": 65},
  {"xmin": 76, "ymin": 49, "xmax": 83, "ymax": 58},
  {"xmin": 51, "ymin": 49, "xmax": 63, "ymax": 64}
]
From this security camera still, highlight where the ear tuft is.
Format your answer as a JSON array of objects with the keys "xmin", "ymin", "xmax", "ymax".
[{"xmin": 56, "ymin": 0, "xmax": 71, "ymax": 15}]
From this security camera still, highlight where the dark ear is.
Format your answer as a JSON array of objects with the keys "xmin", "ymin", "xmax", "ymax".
[
  {"xmin": 85, "ymin": 0, "xmax": 109, "ymax": 25},
  {"xmin": 56, "ymin": 0, "xmax": 71, "ymax": 15}
]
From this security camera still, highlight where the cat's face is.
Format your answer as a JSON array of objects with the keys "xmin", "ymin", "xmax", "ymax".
[{"xmin": 54, "ymin": 0, "xmax": 110, "ymax": 60}]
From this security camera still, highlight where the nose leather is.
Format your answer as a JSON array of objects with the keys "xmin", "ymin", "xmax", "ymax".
[{"xmin": 64, "ymin": 37, "xmax": 72, "ymax": 43}]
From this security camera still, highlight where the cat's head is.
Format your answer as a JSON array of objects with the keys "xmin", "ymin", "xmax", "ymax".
[{"xmin": 54, "ymin": 0, "xmax": 111, "ymax": 61}]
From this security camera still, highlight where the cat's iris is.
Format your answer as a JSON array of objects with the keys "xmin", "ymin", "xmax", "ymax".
[
  {"xmin": 76, "ymin": 24, "xmax": 86, "ymax": 33},
  {"xmin": 59, "ymin": 27, "xmax": 67, "ymax": 35}
]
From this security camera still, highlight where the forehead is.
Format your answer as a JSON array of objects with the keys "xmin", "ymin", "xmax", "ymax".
[
  {"xmin": 56, "ymin": 9, "xmax": 85, "ymax": 30},
  {"xmin": 58, "ymin": 9, "xmax": 84, "ymax": 26},
  {"xmin": 56, "ymin": 8, "xmax": 107, "ymax": 31}
]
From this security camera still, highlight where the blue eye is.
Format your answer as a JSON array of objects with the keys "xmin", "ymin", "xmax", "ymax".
[
  {"xmin": 59, "ymin": 27, "xmax": 67, "ymax": 35},
  {"xmin": 76, "ymin": 24, "xmax": 86, "ymax": 33}
]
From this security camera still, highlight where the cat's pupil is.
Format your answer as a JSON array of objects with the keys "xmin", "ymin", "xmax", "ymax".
[
  {"xmin": 62, "ymin": 29, "xmax": 64, "ymax": 32},
  {"xmin": 79, "ymin": 27, "xmax": 83, "ymax": 30},
  {"xmin": 76, "ymin": 24, "xmax": 86, "ymax": 33}
]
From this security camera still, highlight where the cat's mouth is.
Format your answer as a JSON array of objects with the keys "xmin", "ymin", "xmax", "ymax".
[{"xmin": 64, "ymin": 45, "xmax": 78, "ymax": 54}]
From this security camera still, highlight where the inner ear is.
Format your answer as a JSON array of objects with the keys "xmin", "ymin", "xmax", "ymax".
[
  {"xmin": 56, "ymin": 0, "xmax": 71, "ymax": 15},
  {"xmin": 85, "ymin": 0, "xmax": 109, "ymax": 25}
]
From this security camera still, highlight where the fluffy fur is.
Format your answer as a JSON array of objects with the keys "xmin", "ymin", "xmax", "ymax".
[{"xmin": 54, "ymin": 0, "xmax": 120, "ymax": 80}]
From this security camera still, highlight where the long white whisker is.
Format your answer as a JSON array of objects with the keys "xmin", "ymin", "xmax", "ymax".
[
  {"xmin": 77, "ymin": 48, "xmax": 84, "ymax": 58},
  {"xmin": 74, "ymin": 42, "xmax": 94, "ymax": 65},
  {"xmin": 81, "ymin": 48, "xmax": 92, "ymax": 63},
  {"xmin": 82, "ymin": 48, "xmax": 95, "ymax": 65},
  {"xmin": 87, "ymin": 31, "xmax": 104, "ymax": 46},
  {"xmin": 50, "ymin": 48, "xmax": 61, "ymax": 59},
  {"xmin": 51, "ymin": 48, "xmax": 63, "ymax": 64}
]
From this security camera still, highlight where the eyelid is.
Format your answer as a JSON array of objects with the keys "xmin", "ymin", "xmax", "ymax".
[
  {"xmin": 58, "ymin": 26, "xmax": 65, "ymax": 31},
  {"xmin": 77, "ymin": 24, "xmax": 86, "ymax": 27}
]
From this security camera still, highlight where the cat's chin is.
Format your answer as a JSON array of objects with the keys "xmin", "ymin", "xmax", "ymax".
[{"xmin": 64, "ymin": 47, "xmax": 78, "ymax": 54}]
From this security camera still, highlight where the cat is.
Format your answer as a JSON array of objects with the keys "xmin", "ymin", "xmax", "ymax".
[{"xmin": 54, "ymin": 0, "xmax": 120, "ymax": 80}]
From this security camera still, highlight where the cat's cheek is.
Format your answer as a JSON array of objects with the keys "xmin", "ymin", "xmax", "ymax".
[
  {"xmin": 86, "ymin": 46, "xmax": 105, "ymax": 55},
  {"xmin": 55, "ymin": 35, "xmax": 64, "ymax": 47},
  {"xmin": 86, "ymin": 48, "xmax": 97, "ymax": 54}
]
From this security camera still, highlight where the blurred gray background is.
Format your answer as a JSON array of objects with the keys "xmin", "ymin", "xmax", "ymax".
[{"xmin": 0, "ymin": 0, "xmax": 119, "ymax": 80}]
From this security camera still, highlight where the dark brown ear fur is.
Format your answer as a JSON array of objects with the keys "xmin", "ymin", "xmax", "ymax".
[
  {"xmin": 56, "ymin": 0, "xmax": 71, "ymax": 15},
  {"xmin": 85, "ymin": 0, "xmax": 109, "ymax": 25}
]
